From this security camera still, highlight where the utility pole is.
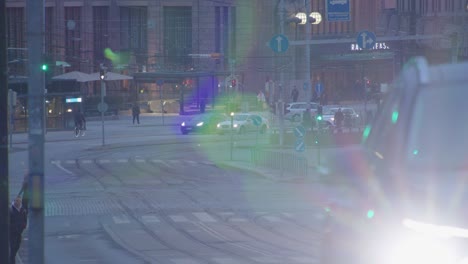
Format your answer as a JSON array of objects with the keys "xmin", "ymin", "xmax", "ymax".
[
  {"xmin": 27, "ymin": 0, "xmax": 46, "ymax": 263},
  {"xmin": 305, "ymin": 0, "xmax": 312, "ymax": 110},
  {"xmin": 278, "ymin": 0, "xmax": 285, "ymax": 146},
  {"xmin": 0, "ymin": 0, "xmax": 11, "ymax": 263}
]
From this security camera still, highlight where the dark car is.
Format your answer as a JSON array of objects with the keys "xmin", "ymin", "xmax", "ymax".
[
  {"xmin": 321, "ymin": 58, "xmax": 468, "ymax": 264},
  {"xmin": 180, "ymin": 113, "xmax": 228, "ymax": 135}
]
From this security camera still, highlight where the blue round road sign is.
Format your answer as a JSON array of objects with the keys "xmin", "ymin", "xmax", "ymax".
[
  {"xmin": 269, "ymin": 34, "xmax": 289, "ymax": 53},
  {"xmin": 252, "ymin": 115, "xmax": 262, "ymax": 126},
  {"xmin": 356, "ymin": 31, "xmax": 376, "ymax": 50}
]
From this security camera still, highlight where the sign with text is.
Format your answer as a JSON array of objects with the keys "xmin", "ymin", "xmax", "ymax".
[{"xmin": 326, "ymin": 0, "xmax": 351, "ymax": 22}]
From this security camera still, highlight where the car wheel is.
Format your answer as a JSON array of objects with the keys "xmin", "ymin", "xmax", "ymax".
[{"xmin": 293, "ymin": 114, "xmax": 301, "ymax": 122}]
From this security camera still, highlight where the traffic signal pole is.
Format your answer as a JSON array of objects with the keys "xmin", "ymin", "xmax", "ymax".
[
  {"xmin": 27, "ymin": 0, "xmax": 46, "ymax": 263},
  {"xmin": 0, "ymin": 0, "xmax": 11, "ymax": 262}
]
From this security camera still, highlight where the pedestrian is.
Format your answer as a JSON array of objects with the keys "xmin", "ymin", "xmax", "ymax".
[
  {"xmin": 132, "ymin": 103, "xmax": 140, "ymax": 125},
  {"xmin": 334, "ymin": 108, "xmax": 344, "ymax": 131},
  {"xmin": 200, "ymin": 98, "xmax": 206, "ymax": 113},
  {"xmin": 10, "ymin": 196, "xmax": 27, "ymax": 264},
  {"xmin": 291, "ymin": 86, "xmax": 299, "ymax": 102},
  {"xmin": 257, "ymin": 90, "xmax": 266, "ymax": 110}
]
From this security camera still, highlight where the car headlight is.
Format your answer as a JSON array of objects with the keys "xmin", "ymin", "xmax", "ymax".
[
  {"xmin": 374, "ymin": 219, "xmax": 468, "ymax": 264},
  {"xmin": 196, "ymin": 122, "xmax": 204, "ymax": 127},
  {"xmin": 181, "ymin": 122, "xmax": 185, "ymax": 126},
  {"xmin": 217, "ymin": 124, "xmax": 221, "ymax": 128},
  {"xmin": 330, "ymin": 117, "xmax": 334, "ymax": 121},
  {"xmin": 233, "ymin": 124, "xmax": 238, "ymax": 128},
  {"xmin": 382, "ymin": 235, "xmax": 457, "ymax": 264}
]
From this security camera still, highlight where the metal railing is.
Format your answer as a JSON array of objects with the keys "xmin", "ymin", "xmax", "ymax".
[{"xmin": 250, "ymin": 148, "xmax": 308, "ymax": 178}]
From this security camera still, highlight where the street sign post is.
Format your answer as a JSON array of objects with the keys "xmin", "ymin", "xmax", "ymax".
[
  {"xmin": 326, "ymin": 0, "xmax": 351, "ymax": 22},
  {"xmin": 269, "ymin": 34, "xmax": 289, "ymax": 53},
  {"xmin": 356, "ymin": 30, "xmax": 377, "ymax": 50},
  {"xmin": 294, "ymin": 125, "xmax": 306, "ymax": 138},
  {"xmin": 295, "ymin": 138, "xmax": 305, "ymax": 152}
]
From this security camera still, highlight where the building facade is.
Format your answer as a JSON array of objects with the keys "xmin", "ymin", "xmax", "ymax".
[{"xmin": 6, "ymin": 0, "xmax": 468, "ymax": 109}]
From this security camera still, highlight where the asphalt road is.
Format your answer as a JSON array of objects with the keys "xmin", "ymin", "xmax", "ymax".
[{"xmin": 9, "ymin": 115, "xmax": 353, "ymax": 264}]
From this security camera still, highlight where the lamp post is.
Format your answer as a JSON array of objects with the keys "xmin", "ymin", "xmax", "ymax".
[{"xmin": 230, "ymin": 112, "xmax": 234, "ymax": 161}]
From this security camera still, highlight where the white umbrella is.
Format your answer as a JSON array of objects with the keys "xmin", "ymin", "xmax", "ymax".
[
  {"xmin": 88, "ymin": 72, "xmax": 133, "ymax": 81},
  {"xmin": 52, "ymin": 71, "xmax": 93, "ymax": 83}
]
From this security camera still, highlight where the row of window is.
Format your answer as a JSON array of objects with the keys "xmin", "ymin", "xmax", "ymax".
[
  {"xmin": 6, "ymin": 5, "xmax": 235, "ymax": 73},
  {"xmin": 397, "ymin": 0, "xmax": 468, "ymax": 14}
]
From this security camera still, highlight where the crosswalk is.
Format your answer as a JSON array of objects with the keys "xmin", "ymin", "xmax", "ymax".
[
  {"xmin": 108, "ymin": 211, "xmax": 325, "ymax": 225},
  {"xmin": 51, "ymin": 158, "xmax": 216, "ymax": 167}
]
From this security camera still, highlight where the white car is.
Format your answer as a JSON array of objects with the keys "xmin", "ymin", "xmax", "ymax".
[
  {"xmin": 322, "ymin": 107, "xmax": 360, "ymax": 127},
  {"xmin": 216, "ymin": 113, "xmax": 268, "ymax": 134},
  {"xmin": 285, "ymin": 102, "xmax": 319, "ymax": 122}
]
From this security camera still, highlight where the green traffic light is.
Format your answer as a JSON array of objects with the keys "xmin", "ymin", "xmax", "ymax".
[
  {"xmin": 41, "ymin": 64, "xmax": 48, "ymax": 71},
  {"xmin": 317, "ymin": 115, "xmax": 323, "ymax": 121},
  {"xmin": 367, "ymin": 210, "xmax": 375, "ymax": 219}
]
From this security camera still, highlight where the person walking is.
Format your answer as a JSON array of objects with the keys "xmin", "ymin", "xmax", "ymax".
[
  {"xmin": 132, "ymin": 103, "xmax": 140, "ymax": 125},
  {"xmin": 10, "ymin": 196, "xmax": 27, "ymax": 264},
  {"xmin": 291, "ymin": 86, "xmax": 299, "ymax": 103}
]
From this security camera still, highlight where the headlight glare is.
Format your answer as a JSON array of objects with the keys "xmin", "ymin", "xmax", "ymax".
[
  {"xmin": 196, "ymin": 122, "xmax": 204, "ymax": 127},
  {"xmin": 181, "ymin": 122, "xmax": 185, "ymax": 126}
]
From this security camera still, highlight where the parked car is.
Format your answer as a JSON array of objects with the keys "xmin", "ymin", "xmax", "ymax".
[
  {"xmin": 180, "ymin": 112, "xmax": 228, "ymax": 135},
  {"xmin": 322, "ymin": 107, "xmax": 360, "ymax": 127},
  {"xmin": 285, "ymin": 102, "xmax": 319, "ymax": 122},
  {"xmin": 216, "ymin": 113, "xmax": 268, "ymax": 134},
  {"xmin": 321, "ymin": 58, "xmax": 468, "ymax": 264}
]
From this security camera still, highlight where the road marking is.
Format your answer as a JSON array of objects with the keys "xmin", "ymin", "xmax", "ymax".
[
  {"xmin": 117, "ymin": 159, "xmax": 128, "ymax": 163},
  {"xmin": 289, "ymin": 257, "xmax": 317, "ymax": 263},
  {"xmin": 98, "ymin": 159, "xmax": 110, "ymax": 164},
  {"xmin": 170, "ymin": 259, "xmax": 201, "ymax": 264},
  {"xmin": 81, "ymin": 160, "xmax": 92, "ymax": 164},
  {"xmin": 152, "ymin": 160, "xmax": 170, "ymax": 167},
  {"xmin": 135, "ymin": 159, "xmax": 146, "ymax": 163},
  {"xmin": 141, "ymin": 215, "xmax": 160, "ymax": 223},
  {"xmin": 230, "ymin": 218, "xmax": 248, "ymax": 222},
  {"xmin": 201, "ymin": 161, "xmax": 215, "ymax": 166},
  {"xmin": 51, "ymin": 161, "xmax": 74, "ymax": 175},
  {"xmin": 65, "ymin": 160, "xmax": 76, "ymax": 164},
  {"xmin": 193, "ymin": 212, "xmax": 217, "ymax": 222},
  {"xmin": 282, "ymin": 213, "xmax": 294, "ymax": 218},
  {"xmin": 251, "ymin": 256, "xmax": 280, "ymax": 263},
  {"xmin": 170, "ymin": 215, "xmax": 189, "ymax": 222},
  {"xmin": 185, "ymin": 160, "xmax": 197, "ymax": 165},
  {"xmin": 212, "ymin": 257, "xmax": 238, "ymax": 264},
  {"xmin": 169, "ymin": 160, "xmax": 179, "ymax": 164},
  {"xmin": 112, "ymin": 215, "xmax": 130, "ymax": 224},
  {"xmin": 263, "ymin": 216, "xmax": 282, "ymax": 222}
]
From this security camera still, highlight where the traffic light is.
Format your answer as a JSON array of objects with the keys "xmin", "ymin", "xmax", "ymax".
[
  {"xmin": 316, "ymin": 105, "xmax": 323, "ymax": 121},
  {"xmin": 41, "ymin": 63, "xmax": 48, "ymax": 71},
  {"xmin": 99, "ymin": 68, "xmax": 106, "ymax": 80}
]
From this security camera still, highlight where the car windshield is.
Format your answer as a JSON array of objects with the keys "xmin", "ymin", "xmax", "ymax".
[
  {"xmin": 406, "ymin": 83, "xmax": 468, "ymax": 170},
  {"xmin": 233, "ymin": 114, "xmax": 248, "ymax": 121},
  {"xmin": 324, "ymin": 108, "xmax": 338, "ymax": 115}
]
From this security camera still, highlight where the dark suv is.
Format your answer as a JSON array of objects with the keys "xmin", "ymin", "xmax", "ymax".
[{"xmin": 321, "ymin": 57, "xmax": 468, "ymax": 264}]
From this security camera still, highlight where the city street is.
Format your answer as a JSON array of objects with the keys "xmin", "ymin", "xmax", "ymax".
[{"xmin": 9, "ymin": 114, "xmax": 354, "ymax": 264}]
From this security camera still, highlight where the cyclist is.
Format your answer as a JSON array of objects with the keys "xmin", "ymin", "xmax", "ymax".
[{"xmin": 74, "ymin": 109, "xmax": 86, "ymax": 133}]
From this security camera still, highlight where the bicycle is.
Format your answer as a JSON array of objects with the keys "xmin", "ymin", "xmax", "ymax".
[{"xmin": 74, "ymin": 123, "xmax": 86, "ymax": 137}]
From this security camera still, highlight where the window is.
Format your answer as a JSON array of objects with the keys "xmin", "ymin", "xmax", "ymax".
[
  {"xmin": 93, "ymin": 6, "xmax": 109, "ymax": 65},
  {"xmin": 406, "ymin": 83, "xmax": 468, "ymax": 170},
  {"xmin": 215, "ymin": 6, "xmax": 236, "ymax": 62},
  {"xmin": 163, "ymin": 6, "xmax": 192, "ymax": 68},
  {"xmin": 64, "ymin": 7, "xmax": 82, "ymax": 71},
  {"xmin": 120, "ymin": 6, "xmax": 148, "ymax": 64},
  {"xmin": 6, "ymin": 7, "xmax": 26, "ymax": 76}
]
